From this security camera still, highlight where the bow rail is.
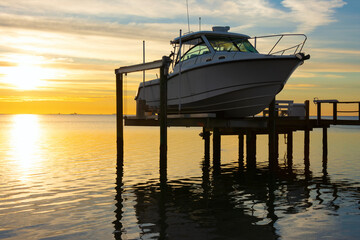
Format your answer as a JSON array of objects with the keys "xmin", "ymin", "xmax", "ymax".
[{"xmin": 251, "ymin": 34, "xmax": 307, "ymax": 55}]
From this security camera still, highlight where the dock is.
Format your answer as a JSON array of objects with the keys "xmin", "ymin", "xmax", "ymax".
[{"xmin": 115, "ymin": 56, "xmax": 360, "ymax": 182}]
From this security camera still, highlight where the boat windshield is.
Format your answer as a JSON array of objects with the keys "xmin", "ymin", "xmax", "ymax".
[
  {"xmin": 207, "ymin": 36, "xmax": 258, "ymax": 53},
  {"xmin": 176, "ymin": 38, "xmax": 210, "ymax": 63}
]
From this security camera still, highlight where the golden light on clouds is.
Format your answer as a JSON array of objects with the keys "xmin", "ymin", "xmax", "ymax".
[
  {"xmin": 286, "ymin": 83, "xmax": 318, "ymax": 89},
  {"xmin": 2, "ymin": 55, "xmax": 59, "ymax": 90},
  {"xmin": 0, "ymin": 0, "xmax": 357, "ymax": 114}
]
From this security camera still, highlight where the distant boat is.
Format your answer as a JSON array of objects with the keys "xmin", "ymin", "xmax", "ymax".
[{"xmin": 135, "ymin": 26, "xmax": 310, "ymax": 118}]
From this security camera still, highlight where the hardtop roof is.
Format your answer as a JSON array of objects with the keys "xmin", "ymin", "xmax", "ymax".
[{"xmin": 171, "ymin": 31, "xmax": 251, "ymax": 44}]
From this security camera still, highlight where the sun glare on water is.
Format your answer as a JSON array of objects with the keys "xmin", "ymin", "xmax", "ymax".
[
  {"xmin": 3, "ymin": 55, "xmax": 56, "ymax": 90},
  {"xmin": 9, "ymin": 114, "xmax": 42, "ymax": 170}
]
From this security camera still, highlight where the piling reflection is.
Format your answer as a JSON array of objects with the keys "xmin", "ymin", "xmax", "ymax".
[
  {"xmin": 114, "ymin": 156, "xmax": 359, "ymax": 239},
  {"xmin": 113, "ymin": 155, "xmax": 124, "ymax": 239}
]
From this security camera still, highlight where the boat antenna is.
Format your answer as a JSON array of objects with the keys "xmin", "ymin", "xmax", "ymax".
[
  {"xmin": 186, "ymin": 0, "xmax": 190, "ymax": 32},
  {"xmin": 199, "ymin": 17, "xmax": 201, "ymax": 31}
]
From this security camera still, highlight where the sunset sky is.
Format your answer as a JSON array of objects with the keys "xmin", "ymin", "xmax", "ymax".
[{"xmin": 0, "ymin": 0, "xmax": 359, "ymax": 115}]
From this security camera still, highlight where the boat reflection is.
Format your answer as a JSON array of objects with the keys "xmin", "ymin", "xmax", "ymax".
[{"xmin": 114, "ymin": 154, "xmax": 358, "ymax": 239}]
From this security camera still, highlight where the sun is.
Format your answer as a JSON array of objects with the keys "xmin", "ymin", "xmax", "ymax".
[
  {"xmin": 3, "ymin": 55, "xmax": 55, "ymax": 90},
  {"xmin": 5, "ymin": 65, "xmax": 47, "ymax": 90}
]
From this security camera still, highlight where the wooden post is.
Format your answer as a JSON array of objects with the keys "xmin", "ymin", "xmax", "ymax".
[
  {"xmin": 322, "ymin": 127, "xmax": 328, "ymax": 172},
  {"xmin": 317, "ymin": 102, "xmax": 321, "ymax": 125},
  {"xmin": 203, "ymin": 127, "xmax": 210, "ymax": 162},
  {"xmin": 213, "ymin": 128, "xmax": 221, "ymax": 166},
  {"xmin": 287, "ymin": 131, "xmax": 293, "ymax": 167},
  {"xmin": 268, "ymin": 98, "xmax": 277, "ymax": 167},
  {"xmin": 304, "ymin": 100, "xmax": 310, "ymax": 166},
  {"xmin": 333, "ymin": 102, "xmax": 337, "ymax": 124},
  {"xmin": 115, "ymin": 70, "xmax": 125, "ymax": 238},
  {"xmin": 159, "ymin": 56, "xmax": 170, "ymax": 182},
  {"xmin": 116, "ymin": 73, "xmax": 124, "ymax": 163},
  {"xmin": 305, "ymin": 100, "xmax": 310, "ymax": 125},
  {"xmin": 238, "ymin": 134, "xmax": 244, "ymax": 169},
  {"xmin": 246, "ymin": 131, "xmax": 256, "ymax": 169},
  {"xmin": 304, "ymin": 129, "xmax": 310, "ymax": 162},
  {"xmin": 275, "ymin": 133, "xmax": 279, "ymax": 160}
]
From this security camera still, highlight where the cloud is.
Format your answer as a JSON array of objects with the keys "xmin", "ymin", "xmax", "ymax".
[
  {"xmin": 304, "ymin": 62, "xmax": 360, "ymax": 73},
  {"xmin": 0, "ymin": 0, "xmax": 187, "ymax": 19},
  {"xmin": 0, "ymin": 27, "xmax": 171, "ymax": 65},
  {"xmin": 312, "ymin": 48, "xmax": 360, "ymax": 56},
  {"xmin": 0, "ymin": 13, "xmax": 173, "ymax": 42},
  {"xmin": 0, "ymin": 0, "xmax": 346, "ymax": 35},
  {"xmin": 291, "ymin": 71, "xmax": 345, "ymax": 79},
  {"xmin": 0, "ymin": 61, "xmax": 17, "ymax": 67},
  {"xmin": 322, "ymin": 74, "xmax": 345, "ymax": 78},
  {"xmin": 281, "ymin": 0, "xmax": 347, "ymax": 32},
  {"xmin": 286, "ymin": 83, "xmax": 318, "ymax": 89}
]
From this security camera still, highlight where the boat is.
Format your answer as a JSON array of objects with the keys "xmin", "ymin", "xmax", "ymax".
[{"xmin": 135, "ymin": 26, "xmax": 310, "ymax": 118}]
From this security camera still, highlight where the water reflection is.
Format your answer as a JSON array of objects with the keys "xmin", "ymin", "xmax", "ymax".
[
  {"xmin": 114, "ymin": 156, "xmax": 360, "ymax": 239},
  {"xmin": 8, "ymin": 114, "xmax": 42, "ymax": 170},
  {"xmin": 113, "ymin": 156, "xmax": 124, "ymax": 239}
]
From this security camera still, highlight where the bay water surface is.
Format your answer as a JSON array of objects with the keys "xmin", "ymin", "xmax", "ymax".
[{"xmin": 0, "ymin": 114, "xmax": 359, "ymax": 239}]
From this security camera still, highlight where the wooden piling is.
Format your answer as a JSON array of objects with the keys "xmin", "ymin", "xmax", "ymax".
[
  {"xmin": 304, "ymin": 130, "xmax": 310, "ymax": 163},
  {"xmin": 246, "ymin": 131, "xmax": 256, "ymax": 169},
  {"xmin": 275, "ymin": 133, "xmax": 279, "ymax": 160},
  {"xmin": 304, "ymin": 100, "xmax": 310, "ymax": 166},
  {"xmin": 116, "ymin": 73, "xmax": 124, "ymax": 162},
  {"xmin": 268, "ymin": 98, "xmax": 277, "ymax": 166},
  {"xmin": 115, "ymin": 72, "xmax": 124, "ymax": 235},
  {"xmin": 159, "ymin": 56, "xmax": 169, "ymax": 182},
  {"xmin": 333, "ymin": 102, "xmax": 337, "ymax": 123},
  {"xmin": 203, "ymin": 127, "xmax": 210, "ymax": 161},
  {"xmin": 213, "ymin": 128, "xmax": 221, "ymax": 166},
  {"xmin": 305, "ymin": 100, "xmax": 310, "ymax": 126},
  {"xmin": 322, "ymin": 127, "xmax": 328, "ymax": 174},
  {"xmin": 287, "ymin": 131, "xmax": 293, "ymax": 167},
  {"xmin": 317, "ymin": 102, "xmax": 321, "ymax": 125},
  {"xmin": 238, "ymin": 134, "xmax": 244, "ymax": 168},
  {"xmin": 323, "ymin": 127, "xmax": 328, "ymax": 163}
]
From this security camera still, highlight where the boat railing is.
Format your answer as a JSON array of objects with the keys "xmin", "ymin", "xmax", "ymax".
[{"xmin": 251, "ymin": 34, "xmax": 307, "ymax": 55}]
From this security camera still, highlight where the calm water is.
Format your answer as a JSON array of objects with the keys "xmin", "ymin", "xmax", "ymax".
[{"xmin": 0, "ymin": 114, "xmax": 359, "ymax": 240}]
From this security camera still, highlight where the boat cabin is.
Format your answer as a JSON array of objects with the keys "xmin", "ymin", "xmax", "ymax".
[{"xmin": 170, "ymin": 26, "xmax": 258, "ymax": 73}]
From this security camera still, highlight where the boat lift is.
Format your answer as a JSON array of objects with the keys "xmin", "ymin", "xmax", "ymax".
[
  {"xmin": 115, "ymin": 56, "xmax": 171, "ymax": 182},
  {"xmin": 115, "ymin": 58, "xmax": 360, "ymax": 183}
]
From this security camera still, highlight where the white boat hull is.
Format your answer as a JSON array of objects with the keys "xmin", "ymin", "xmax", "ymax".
[{"xmin": 136, "ymin": 56, "xmax": 303, "ymax": 117}]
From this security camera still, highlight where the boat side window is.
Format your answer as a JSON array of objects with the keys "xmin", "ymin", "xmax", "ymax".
[
  {"xmin": 233, "ymin": 39, "xmax": 258, "ymax": 53},
  {"xmin": 207, "ymin": 36, "xmax": 258, "ymax": 53},
  {"xmin": 208, "ymin": 37, "xmax": 239, "ymax": 52},
  {"xmin": 179, "ymin": 42, "xmax": 210, "ymax": 63}
]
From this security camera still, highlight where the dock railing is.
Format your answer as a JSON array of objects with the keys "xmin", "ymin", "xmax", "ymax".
[
  {"xmin": 313, "ymin": 99, "xmax": 360, "ymax": 124},
  {"xmin": 263, "ymin": 100, "xmax": 306, "ymax": 118}
]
